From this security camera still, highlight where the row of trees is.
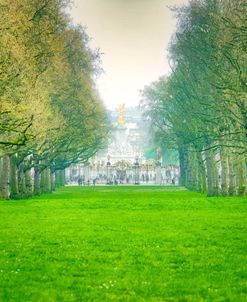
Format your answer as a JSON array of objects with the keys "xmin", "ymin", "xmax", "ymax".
[
  {"xmin": 143, "ymin": 0, "xmax": 246, "ymax": 196},
  {"xmin": 0, "ymin": 0, "xmax": 108, "ymax": 199}
]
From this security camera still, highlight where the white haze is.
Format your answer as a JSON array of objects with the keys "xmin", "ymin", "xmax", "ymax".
[{"xmin": 70, "ymin": 0, "xmax": 189, "ymax": 109}]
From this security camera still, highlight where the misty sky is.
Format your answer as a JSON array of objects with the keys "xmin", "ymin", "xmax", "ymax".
[{"xmin": 70, "ymin": 0, "xmax": 188, "ymax": 109}]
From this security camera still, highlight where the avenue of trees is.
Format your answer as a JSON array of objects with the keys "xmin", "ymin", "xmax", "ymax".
[
  {"xmin": 143, "ymin": 0, "xmax": 247, "ymax": 196},
  {"xmin": 0, "ymin": 0, "xmax": 108, "ymax": 199}
]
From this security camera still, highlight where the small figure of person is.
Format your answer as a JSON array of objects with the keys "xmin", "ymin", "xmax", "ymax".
[{"xmin": 78, "ymin": 178, "xmax": 82, "ymax": 186}]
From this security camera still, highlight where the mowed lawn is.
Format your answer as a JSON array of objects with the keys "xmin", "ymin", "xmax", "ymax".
[{"xmin": 0, "ymin": 187, "xmax": 246, "ymax": 302}]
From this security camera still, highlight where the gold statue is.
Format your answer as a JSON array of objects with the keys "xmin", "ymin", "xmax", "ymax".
[{"xmin": 118, "ymin": 103, "xmax": 125, "ymax": 126}]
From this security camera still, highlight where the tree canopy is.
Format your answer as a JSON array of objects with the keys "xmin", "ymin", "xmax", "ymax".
[
  {"xmin": 143, "ymin": 0, "xmax": 247, "ymax": 196},
  {"xmin": 0, "ymin": 0, "xmax": 108, "ymax": 198}
]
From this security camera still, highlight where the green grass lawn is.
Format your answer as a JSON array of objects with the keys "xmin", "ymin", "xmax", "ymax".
[{"xmin": 0, "ymin": 186, "xmax": 246, "ymax": 301}]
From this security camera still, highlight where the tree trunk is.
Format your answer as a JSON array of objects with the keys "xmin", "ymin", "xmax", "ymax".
[
  {"xmin": 55, "ymin": 170, "xmax": 60, "ymax": 187},
  {"xmin": 228, "ymin": 153, "xmax": 236, "ymax": 196},
  {"xmin": 178, "ymin": 148, "xmax": 187, "ymax": 186},
  {"xmin": 41, "ymin": 167, "xmax": 52, "ymax": 193},
  {"xmin": 9, "ymin": 154, "xmax": 19, "ymax": 199},
  {"xmin": 45, "ymin": 167, "xmax": 52, "ymax": 193},
  {"xmin": 25, "ymin": 169, "xmax": 33, "ymax": 196},
  {"xmin": 40, "ymin": 169, "xmax": 45, "ymax": 193},
  {"xmin": 61, "ymin": 169, "xmax": 66, "ymax": 186},
  {"xmin": 194, "ymin": 152, "xmax": 200, "ymax": 192},
  {"xmin": 51, "ymin": 171, "xmax": 55, "ymax": 191},
  {"xmin": 186, "ymin": 151, "xmax": 195, "ymax": 190},
  {"xmin": 220, "ymin": 147, "xmax": 229, "ymax": 196},
  {"xmin": 0, "ymin": 155, "xmax": 10, "ymax": 199},
  {"xmin": 55, "ymin": 170, "xmax": 65, "ymax": 187},
  {"xmin": 197, "ymin": 151, "xmax": 207, "ymax": 193},
  {"xmin": 34, "ymin": 166, "xmax": 41, "ymax": 195},
  {"xmin": 18, "ymin": 162, "xmax": 26, "ymax": 197},
  {"xmin": 213, "ymin": 155, "xmax": 219, "ymax": 196},
  {"xmin": 46, "ymin": 167, "xmax": 52, "ymax": 193},
  {"xmin": 187, "ymin": 150, "xmax": 201, "ymax": 191},
  {"xmin": 205, "ymin": 148, "xmax": 218, "ymax": 196},
  {"xmin": 237, "ymin": 156, "xmax": 246, "ymax": 196}
]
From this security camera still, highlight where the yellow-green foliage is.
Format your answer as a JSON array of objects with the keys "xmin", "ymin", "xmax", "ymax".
[{"xmin": 0, "ymin": 1, "xmax": 108, "ymax": 194}]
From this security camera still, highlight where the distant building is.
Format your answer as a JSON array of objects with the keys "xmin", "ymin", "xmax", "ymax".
[{"xmin": 66, "ymin": 105, "xmax": 179, "ymax": 185}]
